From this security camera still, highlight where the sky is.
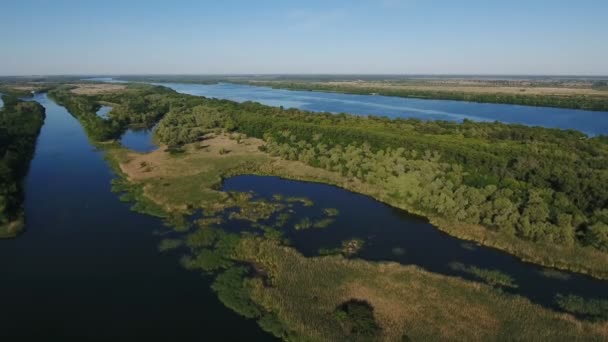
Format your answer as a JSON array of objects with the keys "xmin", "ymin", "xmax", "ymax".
[{"xmin": 1, "ymin": 0, "xmax": 607, "ymax": 76}]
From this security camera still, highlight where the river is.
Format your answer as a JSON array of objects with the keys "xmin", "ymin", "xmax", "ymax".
[
  {"xmin": 156, "ymin": 82, "xmax": 608, "ymax": 136},
  {"xmin": 0, "ymin": 94, "xmax": 272, "ymax": 341}
]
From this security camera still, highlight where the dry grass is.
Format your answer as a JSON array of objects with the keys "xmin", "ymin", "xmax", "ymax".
[
  {"xmin": 113, "ymin": 133, "xmax": 351, "ymax": 212},
  {"xmin": 68, "ymin": 83, "xmax": 126, "ymax": 95}
]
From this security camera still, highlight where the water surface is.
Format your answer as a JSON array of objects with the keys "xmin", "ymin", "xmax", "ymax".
[
  {"xmin": 158, "ymin": 82, "xmax": 608, "ymax": 135},
  {"xmin": 121, "ymin": 126, "xmax": 157, "ymax": 152},
  {"xmin": 96, "ymin": 105, "xmax": 112, "ymax": 119},
  {"xmin": 0, "ymin": 94, "xmax": 272, "ymax": 341},
  {"xmin": 223, "ymin": 175, "xmax": 608, "ymax": 316}
]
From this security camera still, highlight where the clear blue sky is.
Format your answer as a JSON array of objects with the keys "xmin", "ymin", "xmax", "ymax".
[{"xmin": 1, "ymin": 0, "xmax": 607, "ymax": 75}]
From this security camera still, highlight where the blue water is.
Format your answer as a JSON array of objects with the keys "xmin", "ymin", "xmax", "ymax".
[
  {"xmin": 223, "ymin": 175, "xmax": 608, "ymax": 317},
  {"xmin": 96, "ymin": 105, "xmax": 112, "ymax": 119},
  {"xmin": 0, "ymin": 93, "xmax": 272, "ymax": 341},
  {"xmin": 121, "ymin": 126, "xmax": 157, "ymax": 153},
  {"xmin": 156, "ymin": 82, "xmax": 608, "ymax": 136}
]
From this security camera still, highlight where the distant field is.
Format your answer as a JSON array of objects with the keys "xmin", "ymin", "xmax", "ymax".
[{"xmin": 68, "ymin": 83, "xmax": 126, "ymax": 95}]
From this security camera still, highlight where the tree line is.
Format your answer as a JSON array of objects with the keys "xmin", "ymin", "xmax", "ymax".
[{"xmin": 0, "ymin": 95, "xmax": 45, "ymax": 234}]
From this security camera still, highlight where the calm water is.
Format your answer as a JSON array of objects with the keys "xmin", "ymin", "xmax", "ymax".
[
  {"xmin": 121, "ymin": 126, "xmax": 157, "ymax": 152},
  {"xmin": 0, "ymin": 94, "xmax": 272, "ymax": 341},
  {"xmin": 223, "ymin": 175, "xmax": 608, "ymax": 316},
  {"xmin": 157, "ymin": 82, "xmax": 608, "ymax": 136},
  {"xmin": 96, "ymin": 105, "xmax": 112, "ymax": 119},
  {"xmin": 92, "ymin": 103, "xmax": 158, "ymax": 153}
]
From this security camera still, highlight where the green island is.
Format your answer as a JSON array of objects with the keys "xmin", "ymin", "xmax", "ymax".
[
  {"xmin": 0, "ymin": 94, "xmax": 45, "ymax": 238},
  {"xmin": 39, "ymin": 82, "xmax": 608, "ymax": 341}
]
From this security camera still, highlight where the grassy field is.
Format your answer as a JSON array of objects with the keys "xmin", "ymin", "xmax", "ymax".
[{"xmin": 232, "ymin": 237, "xmax": 608, "ymax": 341}]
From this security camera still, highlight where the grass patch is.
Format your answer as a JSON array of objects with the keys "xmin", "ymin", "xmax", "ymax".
[{"xmin": 233, "ymin": 238, "xmax": 608, "ymax": 341}]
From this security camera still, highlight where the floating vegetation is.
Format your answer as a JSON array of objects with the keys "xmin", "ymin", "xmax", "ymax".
[
  {"xmin": 449, "ymin": 262, "xmax": 518, "ymax": 289},
  {"xmin": 197, "ymin": 216, "xmax": 224, "ymax": 228},
  {"xmin": 294, "ymin": 217, "xmax": 313, "ymax": 230},
  {"xmin": 323, "ymin": 208, "xmax": 340, "ymax": 217},
  {"xmin": 319, "ymin": 239, "xmax": 365, "ymax": 257},
  {"xmin": 158, "ymin": 238, "xmax": 183, "ymax": 252},
  {"xmin": 539, "ymin": 268, "xmax": 571, "ymax": 281},
  {"xmin": 228, "ymin": 200, "xmax": 285, "ymax": 223},
  {"xmin": 312, "ymin": 218, "xmax": 335, "ymax": 229},
  {"xmin": 274, "ymin": 212, "xmax": 292, "ymax": 228},
  {"xmin": 286, "ymin": 196, "xmax": 314, "ymax": 207},
  {"xmin": 341, "ymin": 238, "xmax": 365, "ymax": 257}
]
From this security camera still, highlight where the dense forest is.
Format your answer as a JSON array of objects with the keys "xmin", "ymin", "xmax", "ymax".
[
  {"xmin": 245, "ymin": 81, "xmax": 608, "ymax": 111},
  {"xmin": 60, "ymin": 84, "xmax": 608, "ymax": 254},
  {"xmin": 0, "ymin": 95, "xmax": 45, "ymax": 237}
]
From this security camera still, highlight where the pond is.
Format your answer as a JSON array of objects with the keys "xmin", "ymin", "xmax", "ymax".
[
  {"xmin": 0, "ymin": 94, "xmax": 273, "ymax": 341},
  {"xmin": 222, "ymin": 175, "xmax": 608, "ymax": 317},
  {"xmin": 95, "ymin": 105, "xmax": 112, "ymax": 119},
  {"xmin": 120, "ymin": 126, "xmax": 158, "ymax": 153}
]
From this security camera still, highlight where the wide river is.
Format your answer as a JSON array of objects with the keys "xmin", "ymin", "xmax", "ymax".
[
  {"xmin": 1, "ymin": 85, "xmax": 607, "ymax": 340},
  {"xmin": 156, "ymin": 82, "xmax": 608, "ymax": 136}
]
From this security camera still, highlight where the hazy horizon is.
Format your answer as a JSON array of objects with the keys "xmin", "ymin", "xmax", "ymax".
[{"xmin": 1, "ymin": 0, "xmax": 607, "ymax": 76}]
